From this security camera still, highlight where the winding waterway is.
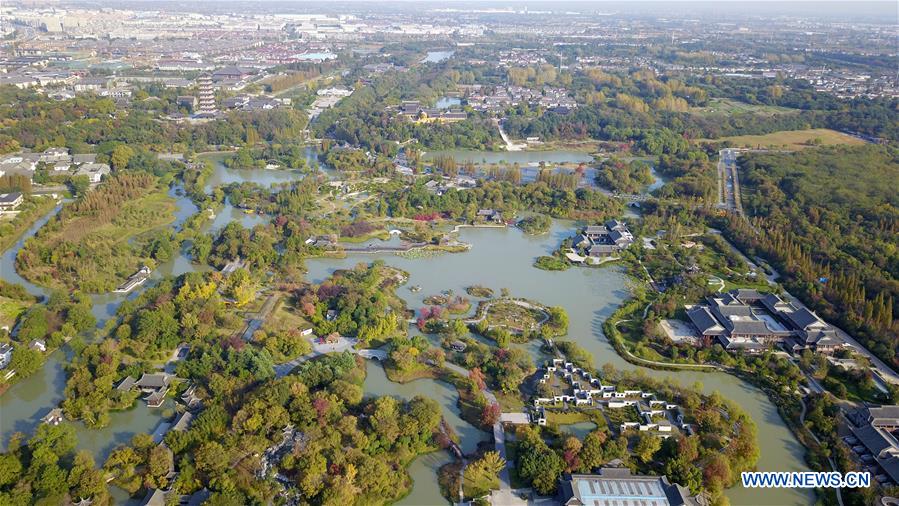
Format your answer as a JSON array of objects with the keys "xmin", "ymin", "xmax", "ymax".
[
  {"xmin": 0, "ymin": 159, "xmax": 812, "ymax": 505},
  {"xmin": 305, "ymin": 222, "xmax": 814, "ymax": 506}
]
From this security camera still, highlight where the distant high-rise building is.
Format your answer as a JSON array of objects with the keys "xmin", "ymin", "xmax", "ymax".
[{"xmin": 196, "ymin": 75, "xmax": 216, "ymax": 115}]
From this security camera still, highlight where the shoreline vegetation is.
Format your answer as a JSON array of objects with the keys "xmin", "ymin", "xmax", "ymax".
[
  {"xmin": 0, "ymin": 195, "xmax": 59, "ymax": 253},
  {"xmin": 15, "ymin": 174, "xmax": 178, "ymax": 293},
  {"xmin": 0, "ymin": 25, "xmax": 895, "ymax": 506},
  {"xmin": 602, "ymin": 254, "xmax": 854, "ymax": 506}
]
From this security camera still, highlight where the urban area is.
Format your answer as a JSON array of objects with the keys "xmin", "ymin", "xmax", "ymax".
[{"xmin": 0, "ymin": 2, "xmax": 896, "ymax": 506}]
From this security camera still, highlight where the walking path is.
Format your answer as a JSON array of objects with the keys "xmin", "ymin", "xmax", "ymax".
[
  {"xmin": 464, "ymin": 298, "xmax": 549, "ymax": 328},
  {"xmin": 708, "ymin": 275, "xmax": 725, "ymax": 293},
  {"xmin": 274, "ymin": 336, "xmax": 385, "ymax": 378},
  {"xmin": 797, "ymin": 395, "xmax": 844, "ymax": 506},
  {"xmin": 494, "ymin": 119, "xmax": 526, "ymax": 151},
  {"xmin": 613, "ymin": 319, "xmax": 720, "ymax": 371},
  {"xmin": 442, "ymin": 361, "xmax": 515, "ymax": 499}
]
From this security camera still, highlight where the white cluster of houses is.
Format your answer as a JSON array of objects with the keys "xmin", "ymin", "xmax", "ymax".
[
  {"xmin": 0, "ymin": 147, "xmax": 110, "ymax": 183},
  {"xmin": 534, "ymin": 358, "xmax": 685, "ymax": 436},
  {"xmin": 466, "ymin": 85, "xmax": 577, "ymax": 113}
]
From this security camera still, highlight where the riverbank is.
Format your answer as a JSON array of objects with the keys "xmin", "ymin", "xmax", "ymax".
[
  {"xmin": 0, "ymin": 195, "xmax": 59, "ymax": 253},
  {"xmin": 603, "ymin": 296, "xmax": 839, "ymax": 504},
  {"xmin": 1, "ymin": 191, "xmax": 816, "ymax": 506},
  {"xmin": 15, "ymin": 175, "xmax": 178, "ymax": 293},
  {"xmin": 304, "ymin": 221, "xmax": 815, "ymax": 506}
]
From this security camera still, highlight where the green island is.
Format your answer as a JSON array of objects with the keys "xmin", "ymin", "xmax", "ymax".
[
  {"xmin": 0, "ymin": 8, "xmax": 896, "ymax": 506},
  {"xmin": 16, "ymin": 173, "xmax": 178, "ymax": 293}
]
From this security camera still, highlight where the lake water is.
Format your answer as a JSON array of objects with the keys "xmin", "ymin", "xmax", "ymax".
[
  {"xmin": 0, "ymin": 185, "xmax": 198, "ymax": 462},
  {"xmin": 562, "ymin": 421, "xmax": 598, "ymax": 440},
  {"xmin": 423, "ymin": 50, "xmax": 454, "ymax": 63},
  {"xmin": 0, "ymin": 167, "xmax": 812, "ymax": 505},
  {"xmin": 295, "ymin": 52, "xmax": 337, "ymax": 61},
  {"xmin": 304, "ymin": 222, "xmax": 813, "ymax": 506},
  {"xmin": 199, "ymin": 149, "xmax": 324, "ymax": 192},
  {"xmin": 363, "ymin": 360, "xmax": 490, "ymax": 505},
  {"xmin": 436, "ymin": 97, "xmax": 462, "ymax": 109}
]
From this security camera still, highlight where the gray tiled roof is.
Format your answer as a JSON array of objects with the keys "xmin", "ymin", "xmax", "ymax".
[
  {"xmin": 72, "ymin": 154, "xmax": 97, "ymax": 164},
  {"xmin": 686, "ymin": 306, "xmax": 724, "ymax": 335},
  {"xmin": 851, "ymin": 424, "xmax": 899, "ymax": 458},
  {"xmin": 172, "ymin": 411, "xmax": 193, "ymax": 432},
  {"xmin": 730, "ymin": 319, "xmax": 776, "ymax": 335},
  {"xmin": 731, "ymin": 288, "xmax": 765, "ymax": 302},
  {"xmin": 718, "ymin": 335, "xmax": 768, "ymax": 350},
  {"xmin": 878, "ymin": 456, "xmax": 899, "ymax": 484},
  {"xmin": 0, "ymin": 192, "xmax": 23, "ymax": 204},
  {"xmin": 135, "ymin": 373, "xmax": 173, "ymax": 389},
  {"xmin": 784, "ymin": 307, "xmax": 823, "ymax": 330},
  {"xmin": 798, "ymin": 329, "xmax": 840, "ymax": 346},
  {"xmin": 866, "ymin": 406, "xmax": 899, "ymax": 426}
]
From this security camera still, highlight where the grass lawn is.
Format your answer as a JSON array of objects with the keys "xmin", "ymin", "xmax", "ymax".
[
  {"xmin": 721, "ymin": 278, "xmax": 775, "ymax": 293},
  {"xmin": 337, "ymin": 229, "xmax": 391, "ymax": 243},
  {"xmin": 385, "ymin": 362, "xmax": 438, "ymax": 383},
  {"xmin": 266, "ymin": 295, "xmax": 312, "ymax": 331},
  {"xmin": 692, "ymin": 98, "xmax": 798, "ymax": 116},
  {"xmin": 0, "ymin": 297, "xmax": 29, "ymax": 329},
  {"xmin": 545, "ymin": 409, "xmax": 591, "ymax": 425},
  {"xmin": 604, "ymin": 405, "xmax": 641, "ymax": 426},
  {"xmin": 703, "ymin": 128, "xmax": 866, "ymax": 150},
  {"xmin": 494, "ymin": 390, "xmax": 526, "ymax": 412}
]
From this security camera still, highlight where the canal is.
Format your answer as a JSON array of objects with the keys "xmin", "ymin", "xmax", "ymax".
[
  {"xmin": 304, "ymin": 221, "xmax": 813, "ymax": 506},
  {"xmin": 0, "ymin": 158, "xmax": 811, "ymax": 505}
]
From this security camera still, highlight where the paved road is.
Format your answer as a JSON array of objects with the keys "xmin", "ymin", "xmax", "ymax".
[
  {"xmin": 717, "ymin": 148, "xmax": 742, "ymax": 215},
  {"xmin": 495, "ymin": 119, "xmax": 526, "ymax": 151},
  {"xmin": 798, "ymin": 395, "xmax": 844, "ymax": 506},
  {"xmin": 614, "ymin": 319, "xmax": 720, "ymax": 371}
]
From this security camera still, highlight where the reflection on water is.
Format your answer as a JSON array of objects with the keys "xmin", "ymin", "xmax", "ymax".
[
  {"xmin": 0, "ymin": 171, "xmax": 812, "ymax": 505},
  {"xmin": 200, "ymin": 147, "xmax": 328, "ymax": 192},
  {"xmin": 208, "ymin": 203, "xmax": 268, "ymax": 232},
  {"xmin": 0, "ymin": 348, "xmax": 167, "ymax": 465},
  {"xmin": 436, "ymin": 97, "xmax": 461, "ymax": 109},
  {"xmin": 0, "ymin": 202, "xmax": 64, "ymax": 297},
  {"xmin": 306, "ymin": 221, "xmax": 813, "ymax": 505},
  {"xmin": 364, "ymin": 361, "xmax": 487, "ymax": 455},
  {"xmin": 561, "ymin": 421, "xmax": 597, "ymax": 440},
  {"xmin": 364, "ymin": 360, "xmax": 487, "ymax": 505}
]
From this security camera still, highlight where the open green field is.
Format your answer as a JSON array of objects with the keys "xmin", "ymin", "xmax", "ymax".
[
  {"xmin": 17, "ymin": 185, "xmax": 177, "ymax": 292},
  {"xmin": 705, "ymin": 128, "xmax": 866, "ymax": 150},
  {"xmin": 0, "ymin": 297, "xmax": 29, "ymax": 329},
  {"xmin": 692, "ymin": 98, "xmax": 797, "ymax": 116}
]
